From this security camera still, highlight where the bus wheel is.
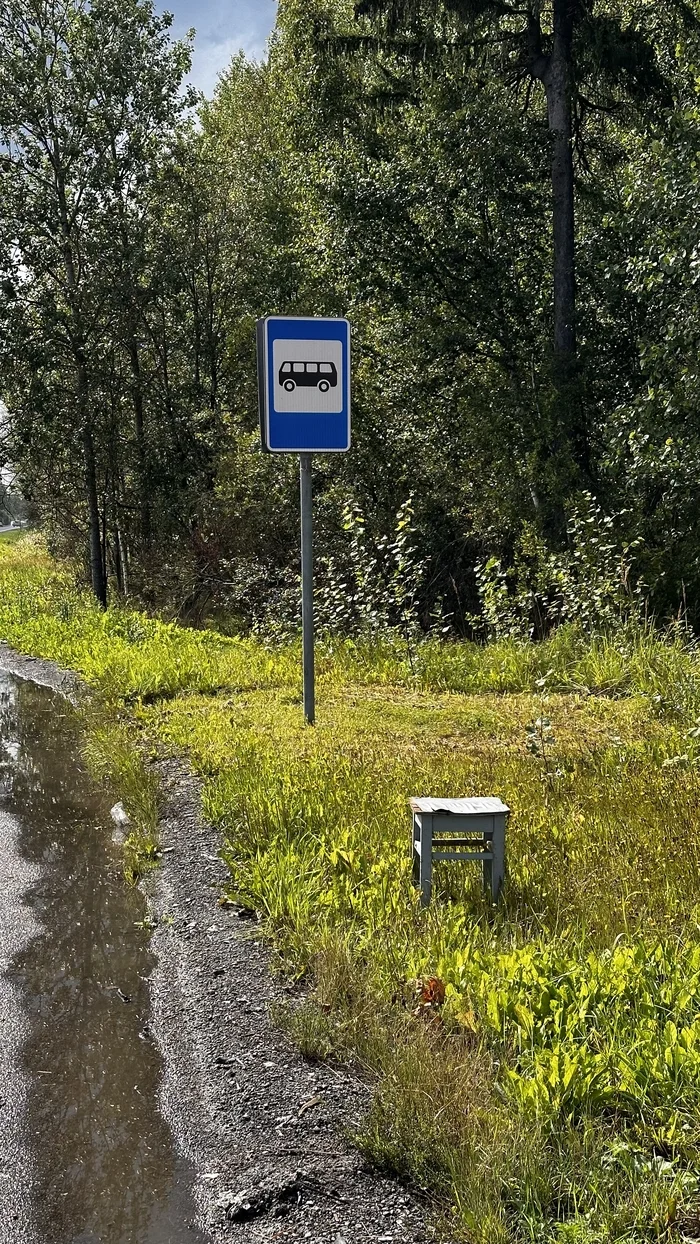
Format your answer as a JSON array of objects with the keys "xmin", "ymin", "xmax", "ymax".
[
  {"xmin": 318, "ymin": 380, "xmax": 330, "ymax": 393},
  {"xmin": 284, "ymin": 380, "xmax": 295, "ymax": 392}
]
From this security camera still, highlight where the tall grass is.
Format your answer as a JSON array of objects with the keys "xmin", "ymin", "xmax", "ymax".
[
  {"xmin": 3, "ymin": 538, "xmax": 700, "ymax": 1240},
  {"xmin": 1, "ymin": 539, "xmax": 699, "ymax": 707},
  {"xmin": 164, "ymin": 686, "xmax": 700, "ymax": 1242}
]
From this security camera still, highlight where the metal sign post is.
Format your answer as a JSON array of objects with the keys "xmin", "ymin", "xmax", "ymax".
[
  {"xmin": 299, "ymin": 453, "xmax": 315, "ymax": 725},
  {"xmin": 257, "ymin": 315, "xmax": 351, "ymax": 726}
]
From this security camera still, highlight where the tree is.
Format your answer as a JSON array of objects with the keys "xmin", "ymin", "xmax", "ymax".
[
  {"xmin": 0, "ymin": 0, "xmax": 191, "ymax": 603},
  {"xmin": 603, "ymin": 100, "xmax": 700, "ymax": 617},
  {"xmin": 343, "ymin": 0, "xmax": 689, "ymax": 495}
]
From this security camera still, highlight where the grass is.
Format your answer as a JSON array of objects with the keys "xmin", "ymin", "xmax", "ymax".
[
  {"xmin": 3, "ymin": 537, "xmax": 700, "ymax": 1240},
  {"xmin": 83, "ymin": 715, "xmax": 163, "ymax": 882}
]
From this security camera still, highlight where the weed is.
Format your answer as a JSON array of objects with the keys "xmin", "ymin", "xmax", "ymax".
[
  {"xmin": 83, "ymin": 715, "xmax": 162, "ymax": 882},
  {"xmin": 270, "ymin": 999, "xmax": 335, "ymax": 1062}
]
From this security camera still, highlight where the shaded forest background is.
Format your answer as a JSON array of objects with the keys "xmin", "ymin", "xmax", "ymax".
[{"xmin": 2, "ymin": 0, "xmax": 700, "ymax": 637}]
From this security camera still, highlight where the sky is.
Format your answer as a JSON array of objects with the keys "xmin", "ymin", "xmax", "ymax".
[{"xmin": 166, "ymin": 0, "xmax": 279, "ymax": 98}]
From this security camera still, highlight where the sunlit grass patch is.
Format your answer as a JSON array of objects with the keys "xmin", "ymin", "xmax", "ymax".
[
  {"xmin": 4, "ymin": 539, "xmax": 700, "ymax": 1238},
  {"xmin": 148, "ymin": 683, "xmax": 699, "ymax": 938},
  {"xmin": 0, "ymin": 538, "xmax": 301, "ymax": 698},
  {"xmin": 2, "ymin": 538, "xmax": 700, "ymax": 707}
]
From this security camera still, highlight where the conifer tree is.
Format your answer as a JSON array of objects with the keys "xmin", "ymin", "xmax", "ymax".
[{"xmin": 352, "ymin": 0, "xmax": 691, "ymax": 492}]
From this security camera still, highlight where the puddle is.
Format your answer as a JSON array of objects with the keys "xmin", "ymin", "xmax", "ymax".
[{"xmin": 0, "ymin": 672, "xmax": 208, "ymax": 1243}]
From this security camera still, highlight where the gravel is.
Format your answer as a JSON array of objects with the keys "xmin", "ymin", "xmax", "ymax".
[{"xmin": 147, "ymin": 759, "xmax": 433, "ymax": 1243}]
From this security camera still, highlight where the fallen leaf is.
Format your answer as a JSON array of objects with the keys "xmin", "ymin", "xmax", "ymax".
[{"xmin": 412, "ymin": 976, "xmax": 446, "ymax": 1021}]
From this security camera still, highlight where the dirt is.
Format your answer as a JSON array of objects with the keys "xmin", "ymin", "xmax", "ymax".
[{"xmin": 0, "ymin": 644, "xmax": 435, "ymax": 1244}]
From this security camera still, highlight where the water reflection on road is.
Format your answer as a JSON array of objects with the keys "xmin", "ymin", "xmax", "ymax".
[{"xmin": 0, "ymin": 673, "xmax": 206, "ymax": 1244}]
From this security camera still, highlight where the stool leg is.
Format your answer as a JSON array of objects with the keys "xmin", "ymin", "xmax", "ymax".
[
  {"xmin": 489, "ymin": 814, "xmax": 506, "ymax": 900},
  {"xmin": 412, "ymin": 813, "xmax": 420, "ymax": 886},
  {"xmin": 483, "ymin": 848, "xmax": 492, "ymax": 897},
  {"xmin": 419, "ymin": 813, "xmax": 433, "ymax": 907}
]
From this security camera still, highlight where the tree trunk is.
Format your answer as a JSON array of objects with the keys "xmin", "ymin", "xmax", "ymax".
[
  {"xmin": 543, "ymin": 0, "xmax": 590, "ymax": 481},
  {"xmin": 113, "ymin": 525, "xmax": 123, "ymax": 594},
  {"xmin": 82, "ymin": 414, "xmax": 106, "ymax": 606},
  {"xmin": 117, "ymin": 465, "xmax": 130, "ymax": 595},
  {"xmin": 126, "ymin": 333, "xmax": 152, "ymax": 550},
  {"xmin": 545, "ymin": 42, "xmax": 575, "ymax": 367},
  {"xmin": 118, "ymin": 530, "xmax": 129, "ymax": 596},
  {"xmin": 51, "ymin": 142, "xmax": 107, "ymax": 604},
  {"xmin": 101, "ymin": 475, "xmax": 109, "ymax": 590},
  {"xmin": 109, "ymin": 138, "xmax": 152, "ymax": 551}
]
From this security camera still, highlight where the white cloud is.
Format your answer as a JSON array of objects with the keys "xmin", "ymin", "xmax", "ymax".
[{"xmin": 189, "ymin": 31, "xmax": 266, "ymax": 96}]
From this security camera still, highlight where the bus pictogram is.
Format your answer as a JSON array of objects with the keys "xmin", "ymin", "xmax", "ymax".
[{"xmin": 279, "ymin": 360, "xmax": 338, "ymax": 393}]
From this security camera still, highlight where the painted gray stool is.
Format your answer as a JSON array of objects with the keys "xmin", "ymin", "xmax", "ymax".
[{"xmin": 410, "ymin": 797, "xmax": 509, "ymax": 906}]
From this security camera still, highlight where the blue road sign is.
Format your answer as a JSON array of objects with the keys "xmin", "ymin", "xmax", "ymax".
[{"xmin": 258, "ymin": 316, "xmax": 351, "ymax": 453}]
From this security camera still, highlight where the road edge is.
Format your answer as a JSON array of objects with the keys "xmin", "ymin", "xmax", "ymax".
[{"xmin": 0, "ymin": 644, "xmax": 433, "ymax": 1244}]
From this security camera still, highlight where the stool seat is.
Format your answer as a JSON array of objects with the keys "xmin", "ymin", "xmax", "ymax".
[
  {"xmin": 410, "ymin": 796, "xmax": 509, "ymax": 907},
  {"xmin": 410, "ymin": 797, "xmax": 509, "ymax": 815}
]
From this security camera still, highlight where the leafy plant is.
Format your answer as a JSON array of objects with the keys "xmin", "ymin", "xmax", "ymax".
[
  {"xmin": 316, "ymin": 495, "xmax": 428, "ymax": 651},
  {"xmin": 476, "ymin": 495, "xmax": 645, "ymax": 640}
]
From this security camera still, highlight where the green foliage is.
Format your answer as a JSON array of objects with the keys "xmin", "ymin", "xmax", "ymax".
[
  {"xmin": 316, "ymin": 496, "xmax": 427, "ymax": 640},
  {"xmin": 0, "ymin": 538, "xmax": 303, "ymax": 700},
  {"xmin": 3, "ymin": 0, "xmax": 700, "ymax": 632},
  {"xmin": 475, "ymin": 493, "xmax": 645, "ymax": 640},
  {"xmin": 0, "ymin": 0, "xmax": 200, "ymax": 601}
]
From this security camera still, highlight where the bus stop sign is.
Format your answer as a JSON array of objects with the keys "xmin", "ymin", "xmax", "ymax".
[{"xmin": 257, "ymin": 316, "xmax": 351, "ymax": 453}]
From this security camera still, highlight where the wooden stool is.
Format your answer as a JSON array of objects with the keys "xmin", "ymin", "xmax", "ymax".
[{"xmin": 410, "ymin": 797, "xmax": 509, "ymax": 907}]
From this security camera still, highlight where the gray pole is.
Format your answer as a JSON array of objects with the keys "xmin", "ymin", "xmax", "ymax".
[{"xmin": 300, "ymin": 452, "xmax": 315, "ymax": 726}]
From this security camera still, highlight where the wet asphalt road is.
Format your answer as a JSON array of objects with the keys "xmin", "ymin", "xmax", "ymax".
[
  {"xmin": 0, "ymin": 800, "xmax": 40, "ymax": 1243},
  {"xmin": 0, "ymin": 663, "xmax": 205, "ymax": 1243}
]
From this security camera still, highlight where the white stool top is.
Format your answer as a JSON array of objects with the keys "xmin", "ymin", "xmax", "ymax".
[{"xmin": 410, "ymin": 797, "xmax": 510, "ymax": 815}]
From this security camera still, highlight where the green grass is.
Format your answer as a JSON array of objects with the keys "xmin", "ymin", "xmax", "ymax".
[
  {"xmin": 3, "ymin": 538, "xmax": 700, "ymax": 1241},
  {"xmin": 83, "ymin": 715, "xmax": 163, "ymax": 883}
]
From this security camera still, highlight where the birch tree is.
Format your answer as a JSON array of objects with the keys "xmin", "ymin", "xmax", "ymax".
[{"xmin": 0, "ymin": 0, "xmax": 191, "ymax": 602}]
